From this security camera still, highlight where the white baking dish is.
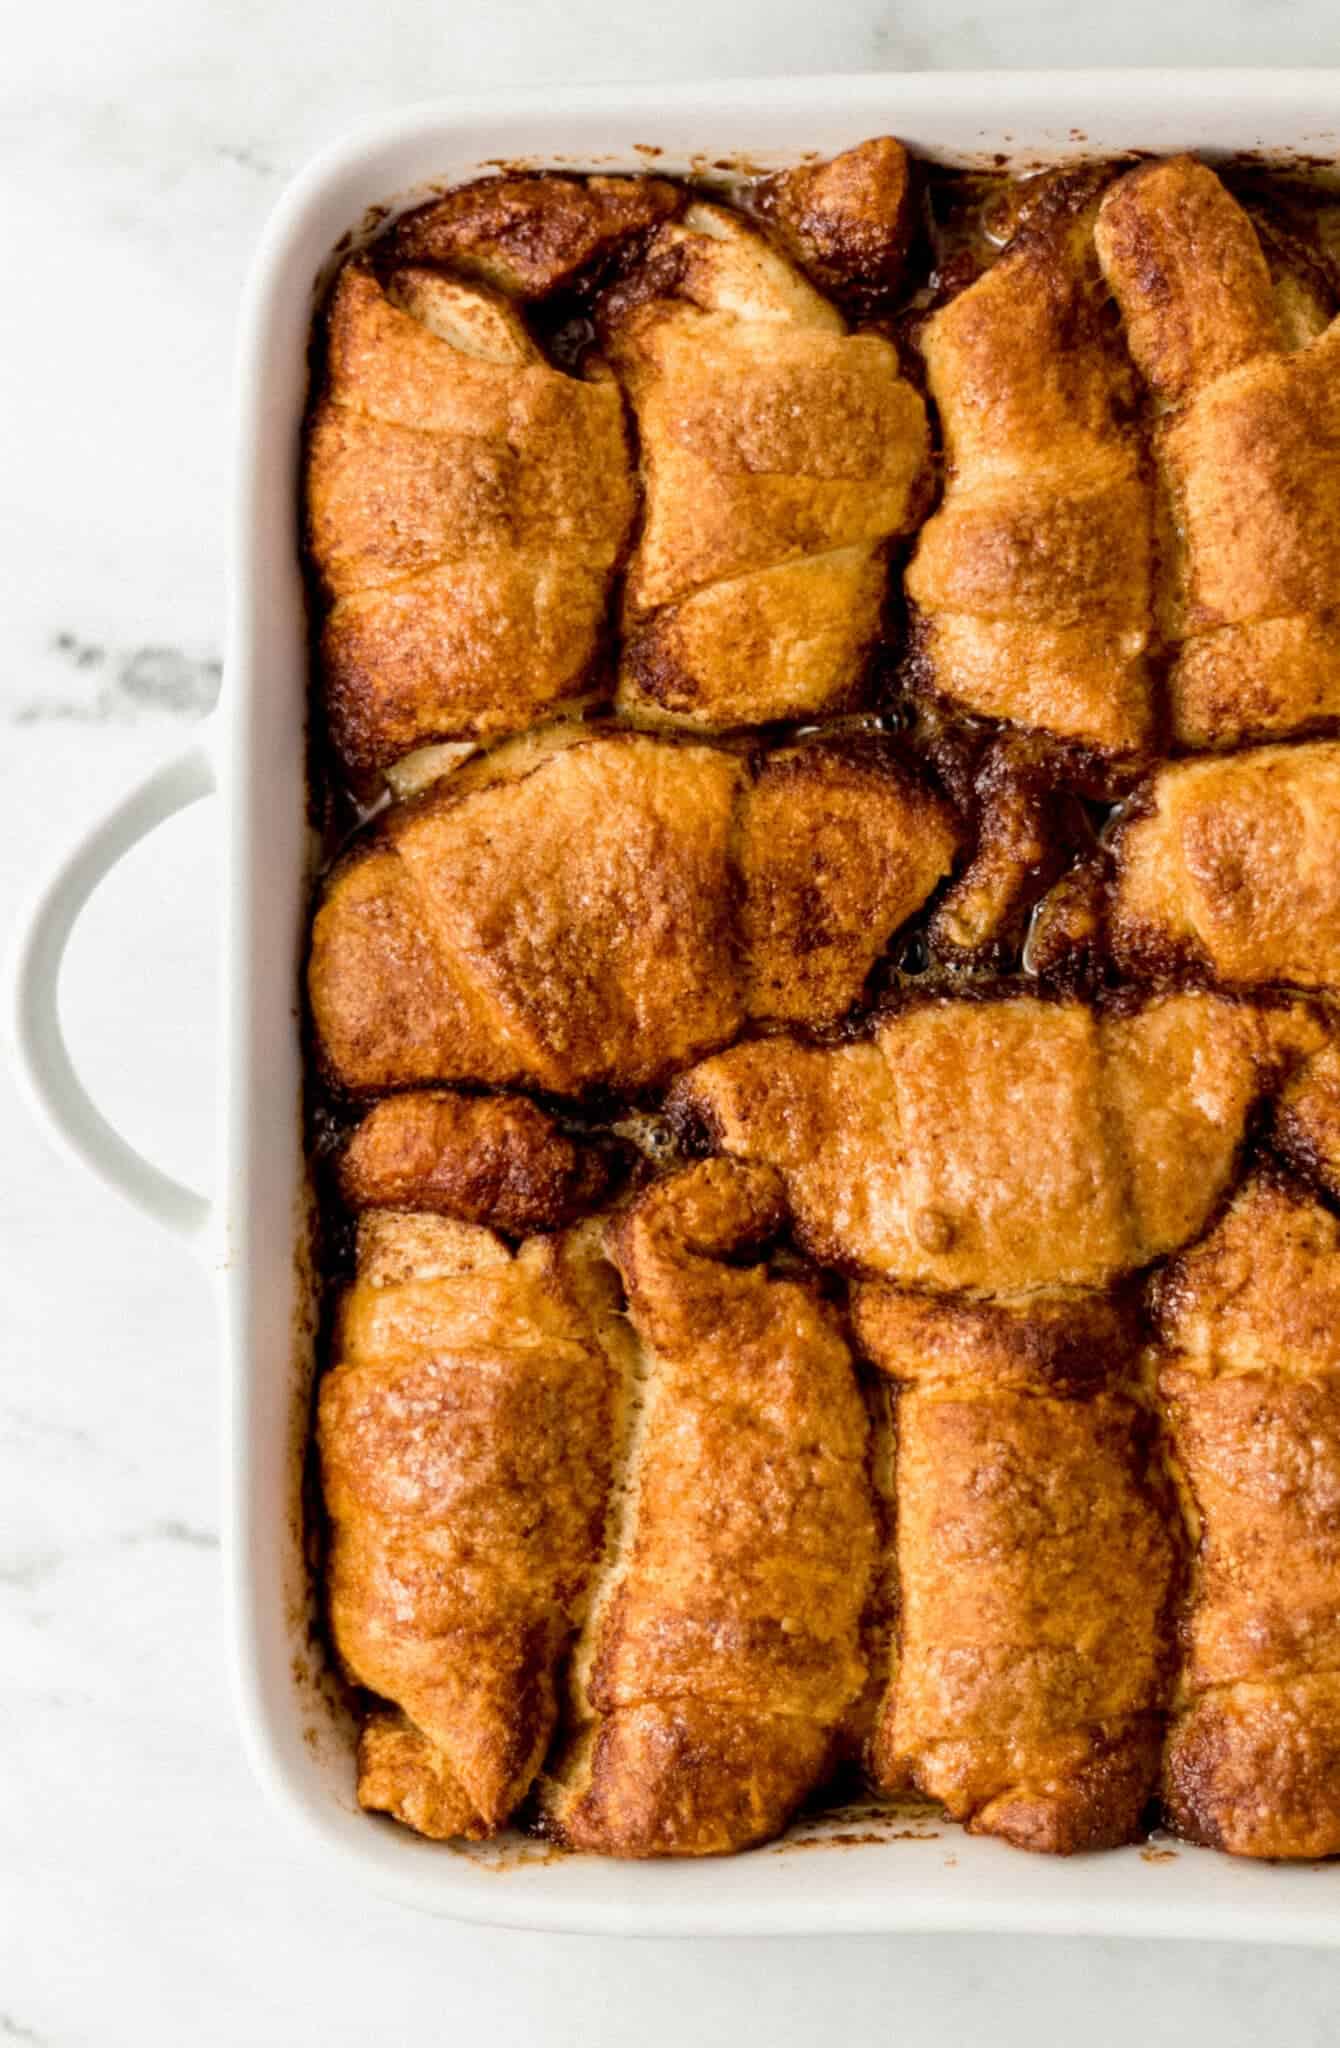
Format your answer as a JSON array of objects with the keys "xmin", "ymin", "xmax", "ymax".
[{"xmin": 11, "ymin": 70, "xmax": 1340, "ymax": 1942}]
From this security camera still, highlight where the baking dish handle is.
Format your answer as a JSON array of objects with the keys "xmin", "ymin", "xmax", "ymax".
[{"xmin": 7, "ymin": 734, "xmax": 217, "ymax": 1249}]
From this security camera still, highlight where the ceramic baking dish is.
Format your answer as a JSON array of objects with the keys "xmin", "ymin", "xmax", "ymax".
[{"xmin": 11, "ymin": 70, "xmax": 1340, "ymax": 1941}]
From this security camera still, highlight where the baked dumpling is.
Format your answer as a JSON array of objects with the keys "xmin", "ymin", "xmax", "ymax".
[
  {"xmin": 307, "ymin": 261, "xmax": 634, "ymax": 777},
  {"xmin": 1153, "ymin": 1177, "xmax": 1340, "ymax": 1858},
  {"xmin": 309, "ymin": 728, "xmax": 959, "ymax": 1097},
  {"xmin": 1276, "ymin": 1040, "xmax": 1340, "ymax": 1200},
  {"xmin": 389, "ymin": 172, "xmax": 681, "ymax": 298},
  {"xmin": 338, "ymin": 1089, "xmax": 609, "ymax": 1232},
  {"xmin": 318, "ymin": 1102, "xmax": 629, "ymax": 1840},
  {"xmin": 904, "ymin": 170, "xmax": 1153, "ymax": 761},
  {"xmin": 543, "ymin": 1160, "xmax": 874, "ymax": 1856},
  {"xmin": 855, "ymin": 1286, "xmax": 1176, "ymax": 1852},
  {"xmin": 1098, "ymin": 156, "xmax": 1340, "ymax": 749},
  {"xmin": 603, "ymin": 192, "xmax": 930, "ymax": 727},
  {"xmin": 1109, "ymin": 741, "xmax": 1340, "ymax": 989},
  {"xmin": 927, "ymin": 738, "xmax": 1062, "ymax": 962},
  {"xmin": 754, "ymin": 137, "xmax": 918, "ymax": 314},
  {"xmin": 672, "ymin": 991, "xmax": 1326, "ymax": 1292}
]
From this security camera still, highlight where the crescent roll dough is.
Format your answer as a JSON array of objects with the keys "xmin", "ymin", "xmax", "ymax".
[
  {"xmin": 855, "ymin": 1287, "xmax": 1177, "ymax": 1853},
  {"xmin": 1109, "ymin": 741, "xmax": 1340, "ymax": 989},
  {"xmin": 388, "ymin": 172, "xmax": 681, "ymax": 299},
  {"xmin": 1098, "ymin": 156, "xmax": 1340, "ymax": 748},
  {"xmin": 904, "ymin": 172, "xmax": 1153, "ymax": 760},
  {"xmin": 308, "ymin": 728, "xmax": 958, "ymax": 1097},
  {"xmin": 307, "ymin": 262, "xmax": 635, "ymax": 775},
  {"xmin": 543, "ymin": 1160, "xmax": 874, "ymax": 1856},
  {"xmin": 338, "ymin": 1089, "xmax": 610, "ymax": 1232},
  {"xmin": 604, "ymin": 198, "xmax": 930, "ymax": 727},
  {"xmin": 1154, "ymin": 1178, "xmax": 1340, "ymax": 1858},
  {"xmin": 754, "ymin": 137, "xmax": 918, "ymax": 314},
  {"xmin": 318, "ymin": 1174, "xmax": 629, "ymax": 1840}
]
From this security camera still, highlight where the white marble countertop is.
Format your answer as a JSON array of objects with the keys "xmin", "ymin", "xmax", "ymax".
[{"xmin": 6, "ymin": 5, "xmax": 1340, "ymax": 2040}]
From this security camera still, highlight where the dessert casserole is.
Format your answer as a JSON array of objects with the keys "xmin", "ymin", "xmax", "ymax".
[{"xmin": 302, "ymin": 139, "xmax": 1340, "ymax": 1863}]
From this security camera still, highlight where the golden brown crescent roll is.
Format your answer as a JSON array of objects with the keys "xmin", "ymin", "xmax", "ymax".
[
  {"xmin": 854, "ymin": 1287, "xmax": 1177, "ymax": 1852},
  {"xmin": 603, "ymin": 200, "xmax": 930, "ymax": 727},
  {"xmin": 339, "ymin": 1090, "xmax": 608, "ymax": 1233},
  {"xmin": 737, "ymin": 736, "xmax": 958, "ymax": 1025},
  {"xmin": 904, "ymin": 170, "xmax": 1153, "ymax": 760},
  {"xmin": 754, "ymin": 138, "xmax": 918, "ymax": 312},
  {"xmin": 1153, "ymin": 1177, "xmax": 1340, "ymax": 1858},
  {"xmin": 306, "ymin": 260, "xmax": 634, "ymax": 776},
  {"xmin": 309, "ymin": 728, "xmax": 959, "ymax": 1097},
  {"xmin": 542, "ymin": 1160, "xmax": 874, "ymax": 1856},
  {"xmin": 1097, "ymin": 157, "xmax": 1340, "ymax": 748},
  {"xmin": 1108, "ymin": 741, "xmax": 1340, "ymax": 989},
  {"xmin": 672, "ymin": 991, "xmax": 1326, "ymax": 1293},
  {"xmin": 318, "ymin": 1206, "xmax": 631, "ymax": 1840},
  {"xmin": 389, "ymin": 172, "xmax": 681, "ymax": 297}
]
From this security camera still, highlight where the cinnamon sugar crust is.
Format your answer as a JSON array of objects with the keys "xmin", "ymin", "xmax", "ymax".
[
  {"xmin": 755, "ymin": 138, "xmax": 918, "ymax": 313},
  {"xmin": 855, "ymin": 1286, "xmax": 1176, "ymax": 1854},
  {"xmin": 604, "ymin": 196, "xmax": 929, "ymax": 728},
  {"xmin": 318, "ymin": 1209, "xmax": 631, "ymax": 1839},
  {"xmin": 307, "ymin": 263, "xmax": 634, "ymax": 775},
  {"xmin": 1109, "ymin": 742, "xmax": 1340, "ymax": 989},
  {"xmin": 542, "ymin": 1160, "xmax": 874, "ymax": 1856},
  {"xmin": 390, "ymin": 173, "xmax": 682, "ymax": 298},
  {"xmin": 673, "ymin": 991, "xmax": 1325, "ymax": 1293},
  {"xmin": 309, "ymin": 728, "xmax": 958, "ymax": 1097},
  {"xmin": 1098, "ymin": 157, "xmax": 1340, "ymax": 750},
  {"xmin": 904, "ymin": 167, "xmax": 1154, "ymax": 760},
  {"xmin": 1153, "ymin": 1178, "xmax": 1340, "ymax": 1858}
]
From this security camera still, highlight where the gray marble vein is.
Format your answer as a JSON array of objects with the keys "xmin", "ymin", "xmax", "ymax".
[
  {"xmin": 0, "ymin": 2016, "xmax": 48, "ymax": 2046},
  {"xmin": 118, "ymin": 1519, "xmax": 220, "ymax": 1551},
  {"xmin": 13, "ymin": 640, "xmax": 221, "ymax": 725}
]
